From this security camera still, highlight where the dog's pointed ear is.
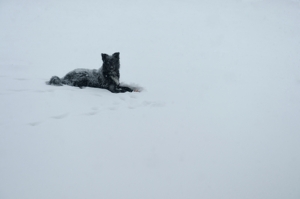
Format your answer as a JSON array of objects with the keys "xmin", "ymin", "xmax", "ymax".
[
  {"xmin": 113, "ymin": 52, "xmax": 120, "ymax": 59},
  {"xmin": 101, "ymin": 53, "xmax": 108, "ymax": 61}
]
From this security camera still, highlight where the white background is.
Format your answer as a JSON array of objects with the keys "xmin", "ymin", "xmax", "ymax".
[{"xmin": 1, "ymin": 0, "xmax": 300, "ymax": 198}]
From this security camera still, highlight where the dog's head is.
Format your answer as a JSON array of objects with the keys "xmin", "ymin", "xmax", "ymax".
[
  {"xmin": 101, "ymin": 52, "xmax": 120, "ymax": 72},
  {"xmin": 101, "ymin": 52, "xmax": 120, "ymax": 85}
]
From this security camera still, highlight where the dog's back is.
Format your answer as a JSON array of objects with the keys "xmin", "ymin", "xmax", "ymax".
[{"xmin": 62, "ymin": 69, "xmax": 100, "ymax": 88}]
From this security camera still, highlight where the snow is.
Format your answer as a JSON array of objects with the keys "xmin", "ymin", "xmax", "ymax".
[{"xmin": 1, "ymin": 0, "xmax": 300, "ymax": 198}]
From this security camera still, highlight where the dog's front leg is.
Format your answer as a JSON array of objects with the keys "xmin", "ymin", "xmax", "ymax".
[
  {"xmin": 118, "ymin": 86, "xmax": 133, "ymax": 92},
  {"xmin": 108, "ymin": 85, "xmax": 133, "ymax": 93}
]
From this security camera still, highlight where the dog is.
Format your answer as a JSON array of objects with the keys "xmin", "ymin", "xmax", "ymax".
[{"xmin": 47, "ymin": 52, "xmax": 134, "ymax": 93}]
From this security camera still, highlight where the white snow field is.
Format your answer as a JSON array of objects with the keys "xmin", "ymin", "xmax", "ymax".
[{"xmin": 1, "ymin": 0, "xmax": 300, "ymax": 198}]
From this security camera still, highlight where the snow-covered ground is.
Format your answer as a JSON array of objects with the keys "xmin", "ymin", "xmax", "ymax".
[{"xmin": 1, "ymin": 0, "xmax": 300, "ymax": 198}]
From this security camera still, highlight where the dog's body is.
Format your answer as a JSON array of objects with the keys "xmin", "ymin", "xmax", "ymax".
[{"xmin": 47, "ymin": 52, "xmax": 133, "ymax": 93}]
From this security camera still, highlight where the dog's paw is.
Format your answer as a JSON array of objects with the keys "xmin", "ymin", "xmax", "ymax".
[{"xmin": 132, "ymin": 87, "xmax": 143, "ymax": 92}]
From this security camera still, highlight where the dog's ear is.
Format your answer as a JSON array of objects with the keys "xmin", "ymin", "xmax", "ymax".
[
  {"xmin": 112, "ymin": 52, "xmax": 120, "ymax": 59},
  {"xmin": 101, "ymin": 53, "xmax": 108, "ymax": 61}
]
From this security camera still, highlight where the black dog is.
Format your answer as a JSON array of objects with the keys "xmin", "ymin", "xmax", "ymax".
[{"xmin": 47, "ymin": 52, "xmax": 133, "ymax": 93}]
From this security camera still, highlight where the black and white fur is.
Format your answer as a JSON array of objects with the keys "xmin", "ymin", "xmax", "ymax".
[{"xmin": 47, "ymin": 52, "xmax": 133, "ymax": 93}]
